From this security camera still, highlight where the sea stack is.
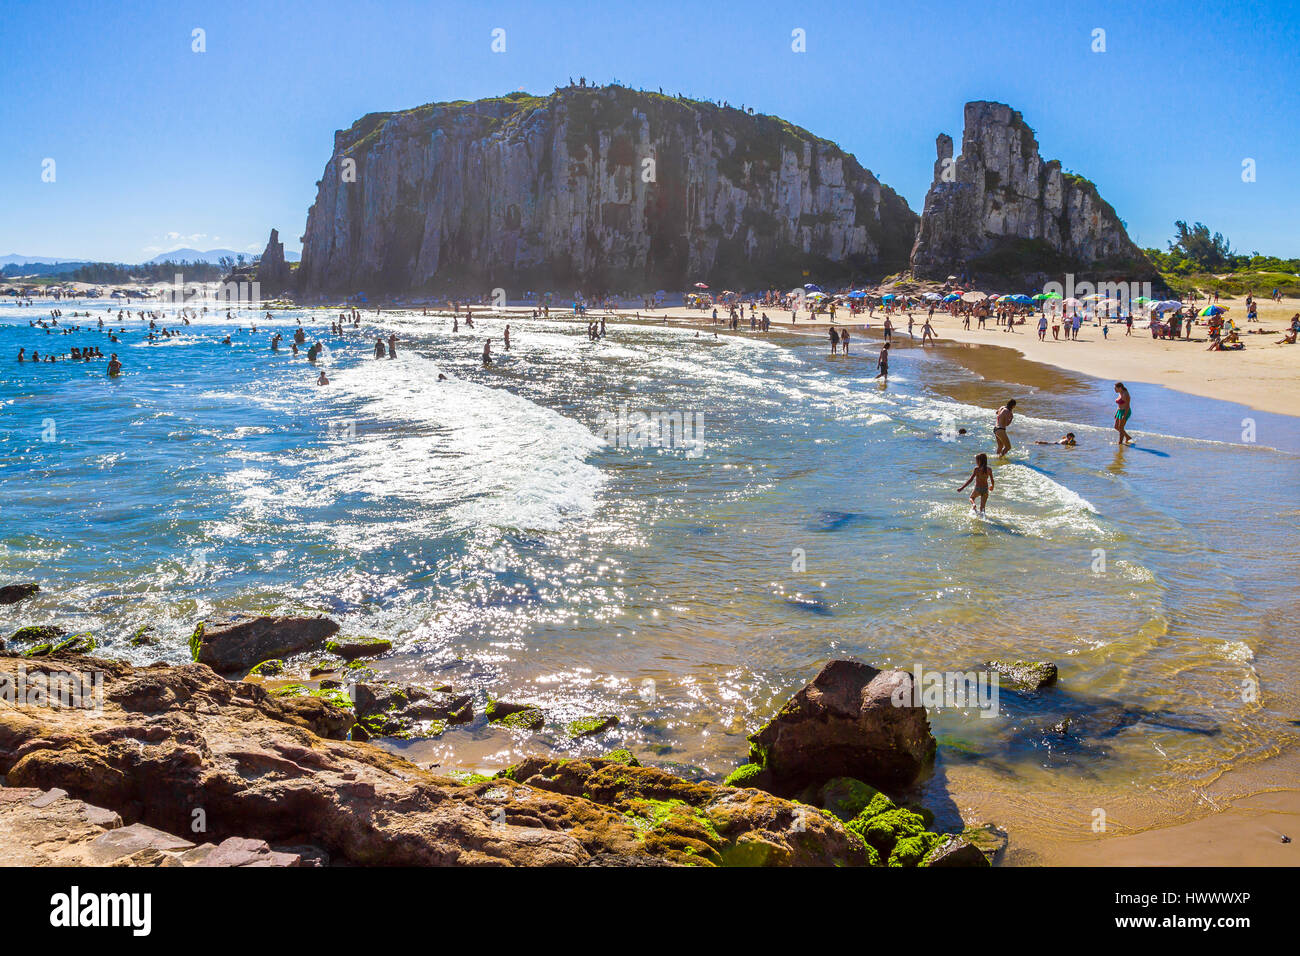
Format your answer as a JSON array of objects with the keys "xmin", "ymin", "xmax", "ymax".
[
  {"xmin": 909, "ymin": 101, "xmax": 1156, "ymax": 282},
  {"xmin": 296, "ymin": 87, "xmax": 919, "ymax": 296},
  {"xmin": 255, "ymin": 228, "xmax": 290, "ymax": 295}
]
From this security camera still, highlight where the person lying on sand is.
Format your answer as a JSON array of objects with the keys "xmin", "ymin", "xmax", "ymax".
[{"xmin": 1036, "ymin": 433, "xmax": 1077, "ymax": 445}]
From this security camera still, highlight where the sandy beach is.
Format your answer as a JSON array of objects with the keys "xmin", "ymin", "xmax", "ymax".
[{"xmin": 557, "ymin": 296, "xmax": 1298, "ymax": 418}]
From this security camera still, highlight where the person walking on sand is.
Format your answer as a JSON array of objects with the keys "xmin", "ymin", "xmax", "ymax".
[
  {"xmin": 958, "ymin": 452, "xmax": 995, "ymax": 514},
  {"xmin": 922, "ymin": 318, "xmax": 937, "ymax": 345},
  {"xmin": 875, "ymin": 342, "xmax": 889, "ymax": 380},
  {"xmin": 883, "ymin": 316, "xmax": 893, "ymax": 343},
  {"xmin": 993, "ymin": 399, "xmax": 1016, "ymax": 456},
  {"xmin": 1113, "ymin": 382, "xmax": 1134, "ymax": 445},
  {"xmin": 1037, "ymin": 313, "xmax": 1047, "ymax": 341}
]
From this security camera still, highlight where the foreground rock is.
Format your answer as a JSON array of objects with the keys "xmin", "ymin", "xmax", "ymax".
[
  {"xmin": 0, "ymin": 583, "xmax": 39, "ymax": 605},
  {"xmin": 190, "ymin": 614, "xmax": 339, "ymax": 672},
  {"xmin": 910, "ymin": 101, "xmax": 1156, "ymax": 283},
  {"xmin": 0, "ymin": 786, "xmax": 317, "ymax": 866},
  {"xmin": 0, "ymin": 654, "xmax": 871, "ymax": 866},
  {"xmin": 743, "ymin": 659, "xmax": 936, "ymax": 796}
]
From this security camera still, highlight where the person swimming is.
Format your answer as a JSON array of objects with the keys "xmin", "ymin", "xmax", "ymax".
[
  {"xmin": 317, "ymin": 370, "xmax": 329, "ymax": 385},
  {"xmin": 107, "ymin": 353, "xmax": 122, "ymax": 377},
  {"xmin": 1036, "ymin": 433, "xmax": 1077, "ymax": 446}
]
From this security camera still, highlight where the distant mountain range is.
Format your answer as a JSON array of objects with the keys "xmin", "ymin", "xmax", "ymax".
[{"xmin": 0, "ymin": 248, "xmax": 301, "ymax": 274}]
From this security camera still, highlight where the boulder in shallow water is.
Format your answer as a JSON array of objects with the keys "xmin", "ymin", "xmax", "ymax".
[
  {"xmin": 325, "ymin": 636, "xmax": 393, "ymax": 661},
  {"xmin": 190, "ymin": 614, "xmax": 338, "ymax": 672},
  {"xmin": 922, "ymin": 834, "xmax": 991, "ymax": 867},
  {"xmin": 747, "ymin": 659, "xmax": 936, "ymax": 795},
  {"xmin": 986, "ymin": 659, "xmax": 1058, "ymax": 691},
  {"xmin": 0, "ymin": 584, "xmax": 39, "ymax": 605}
]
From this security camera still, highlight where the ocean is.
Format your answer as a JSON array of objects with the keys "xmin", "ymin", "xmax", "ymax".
[{"xmin": 3, "ymin": 301, "xmax": 1298, "ymax": 860}]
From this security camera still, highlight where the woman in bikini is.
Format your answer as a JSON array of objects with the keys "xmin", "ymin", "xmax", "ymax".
[
  {"xmin": 1113, "ymin": 382, "xmax": 1133, "ymax": 445},
  {"xmin": 958, "ymin": 453, "xmax": 995, "ymax": 514}
]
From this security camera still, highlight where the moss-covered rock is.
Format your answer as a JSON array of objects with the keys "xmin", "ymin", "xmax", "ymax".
[
  {"xmin": 496, "ymin": 708, "xmax": 545, "ymax": 732},
  {"xmin": 985, "ymin": 659, "xmax": 1058, "ymax": 690},
  {"xmin": 818, "ymin": 777, "xmax": 895, "ymax": 822},
  {"xmin": 888, "ymin": 831, "xmax": 942, "ymax": 867},
  {"xmin": 847, "ymin": 807, "xmax": 928, "ymax": 856},
  {"xmin": 565, "ymin": 714, "xmax": 618, "ymax": 738},
  {"xmin": 51, "ymin": 634, "xmax": 97, "ymax": 655},
  {"xmin": 723, "ymin": 763, "xmax": 769, "ymax": 788},
  {"xmin": 11, "ymin": 625, "xmax": 66, "ymax": 644},
  {"xmin": 601, "ymin": 749, "xmax": 641, "ymax": 766},
  {"xmin": 248, "ymin": 659, "xmax": 284, "ymax": 677}
]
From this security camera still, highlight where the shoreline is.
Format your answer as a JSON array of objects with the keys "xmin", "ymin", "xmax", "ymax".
[{"xmin": 479, "ymin": 297, "xmax": 1299, "ymax": 419}]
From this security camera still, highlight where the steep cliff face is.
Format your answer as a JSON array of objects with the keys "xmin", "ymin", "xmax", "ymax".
[
  {"xmin": 910, "ymin": 102, "xmax": 1154, "ymax": 280},
  {"xmin": 297, "ymin": 88, "xmax": 918, "ymax": 295}
]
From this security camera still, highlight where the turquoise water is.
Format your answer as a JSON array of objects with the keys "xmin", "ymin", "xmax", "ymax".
[{"xmin": 3, "ymin": 301, "xmax": 1299, "ymax": 846}]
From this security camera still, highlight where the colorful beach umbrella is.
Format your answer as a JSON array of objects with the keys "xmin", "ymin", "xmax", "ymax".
[
  {"xmin": 881, "ymin": 293, "xmax": 897, "ymax": 302},
  {"xmin": 694, "ymin": 282, "xmax": 709, "ymax": 289},
  {"xmin": 1200, "ymin": 305, "xmax": 1227, "ymax": 317},
  {"xmin": 942, "ymin": 293, "xmax": 961, "ymax": 302}
]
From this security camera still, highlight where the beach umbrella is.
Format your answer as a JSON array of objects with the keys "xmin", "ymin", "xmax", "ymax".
[
  {"xmin": 1152, "ymin": 300, "xmax": 1182, "ymax": 312},
  {"xmin": 1010, "ymin": 294, "xmax": 1034, "ymax": 305},
  {"xmin": 1062, "ymin": 297, "xmax": 1083, "ymax": 309},
  {"xmin": 960, "ymin": 291, "xmax": 986, "ymax": 303},
  {"xmin": 1200, "ymin": 305, "xmax": 1226, "ymax": 317},
  {"xmin": 804, "ymin": 283, "xmax": 824, "ymax": 293},
  {"xmin": 942, "ymin": 293, "xmax": 961, "ymax": 302},
  {"xmin": 846, "ymin": 290, "xmax": 866, "ymax": 299},
  {"xmin": 881, "ymin": 293, "xmax": 897, "ymax": 302},
  {"xmin": 922, "ymin": 292, "xmax": 942, "ymax": 301},
  {"xmin": 693, "ymin": 282, "xmax": 709, "ymax": 289},
  {"xmin": 808, "ymin": 291, "xmax": 828, "ymax": 300},
  {"xmin": 1135, "ymin": 296, "xmax": 1153, "ymax": 305}
]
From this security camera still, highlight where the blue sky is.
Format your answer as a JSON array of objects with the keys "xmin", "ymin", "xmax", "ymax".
[{"xmin": 2, "ymin": 0, "xmax": 1296, "ymax": 262}]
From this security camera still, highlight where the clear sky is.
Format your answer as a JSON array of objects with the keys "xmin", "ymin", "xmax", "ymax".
[{"xmin": 2, "ymin": 0, "xmax": 1296, "ymax": 262}]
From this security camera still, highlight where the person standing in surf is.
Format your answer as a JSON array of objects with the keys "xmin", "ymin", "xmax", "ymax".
[
  {"xmin": 993, "ymin": 399, "xmax": 1016, "ymax": 456},
  {"xmin": 958, "ymin": 452, "xmax": 995, "ymax": 514},
  {"xmin": 875, "ymin": 342, "xmax": 889, "ymax": 381},
  {"xmin": 828, "ymin": 327, "xmax": 840, "ymax": 355},
  {"xmin": 1113, "ymin": 382, "xmax": 1133, "ymax": 445},
  {"xmin": 482, "ymin": 339, "xmax": 492, "ymax": 366}
]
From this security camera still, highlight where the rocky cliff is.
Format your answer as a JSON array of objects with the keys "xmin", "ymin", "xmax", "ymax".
[
  {"xmin": 297, "ymin": 87, "xmax": 918, "ymax": 296},
  {"xmin": 910, "ymin": 102, "xmax": 1155, "ymax": 281}
]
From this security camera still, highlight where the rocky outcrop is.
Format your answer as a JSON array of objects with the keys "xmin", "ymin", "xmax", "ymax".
[
  {"xmin": 0, "ymin": 583, "xmax": 39, "ymax": 605},
  {"xmin": 254, "ymin": 228, "xmax": 290, "ymax": 295},
  {"xmin": 910, "ymin": 101, "xmax": 1156, "ymax": 281},
  {"xmin": 190, "ymin": 614, "xmax": 339, "ymax": 673},
  {"xmin": 744, "ymin": 659, "xmax": 936, "ymax": 796},
  {"xmin": 0, "ymin": 654, "xmax": 875, "ymax": 866},
  {"xmin": 297, "ymin": 87, "xmax": 918, "ymax": 295}
]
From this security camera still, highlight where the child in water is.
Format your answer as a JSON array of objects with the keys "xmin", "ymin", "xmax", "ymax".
[{"xmin": 958, "ymin": 453, "xmax": 994, "ymax": 514}]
